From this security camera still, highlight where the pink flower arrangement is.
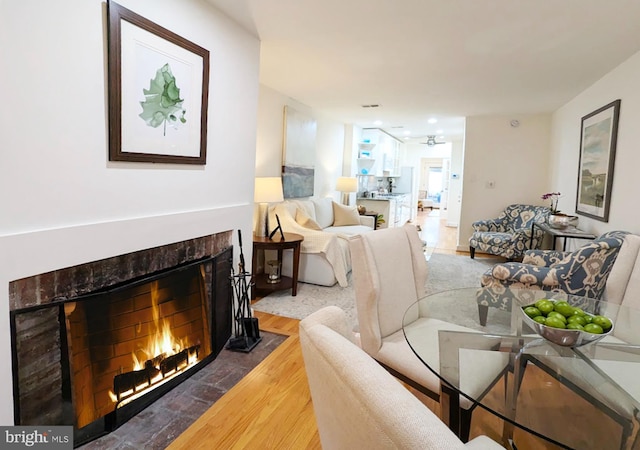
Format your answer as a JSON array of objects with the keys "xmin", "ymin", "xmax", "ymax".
[{"xmin": 541, "ymin": 192, "xmax": 561, "ymax": 214}]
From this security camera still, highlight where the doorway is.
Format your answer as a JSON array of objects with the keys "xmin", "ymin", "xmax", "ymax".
[
  {"xmin": 419, "ymin": 157, "xmax": 450, "ymax": 213},
  {"xmin": 427, "ymin": 167, "xmax": 443, "ymax": 205}
]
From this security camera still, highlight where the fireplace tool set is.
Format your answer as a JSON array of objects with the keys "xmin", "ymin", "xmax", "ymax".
[{"xmin": 226, "ymin": 229, "xmax": 262, "ymax": 352}]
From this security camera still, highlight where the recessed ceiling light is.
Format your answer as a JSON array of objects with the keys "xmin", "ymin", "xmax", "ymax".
[
  {"xmin": 428, "ymin": 118, "xmax": 438, "ymax": 124},
  {"xmin": 373, "ymin": 120, "xmax": 382, "ymax": 126},
  {"xmin": 403, "ymin": 130, "xmax": 411, "ymax": 135},
  {"xmin": 436, "ymin": 129, "xmax": 443, "ymax": 134}
]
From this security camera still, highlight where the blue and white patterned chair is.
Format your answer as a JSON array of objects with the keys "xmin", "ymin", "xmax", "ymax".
[
  {"xmin": 469, "ymin": 204, "xmax": 549, "ymax": 260},
  {"xmin": 476, "ymin": 230, "xmax": 628, "ymax": 325}
]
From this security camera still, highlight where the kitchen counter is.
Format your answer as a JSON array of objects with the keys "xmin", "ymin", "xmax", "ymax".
[
  {"xmin": 357, "ymin": 193, "xmax": 407, "ymax": 201},
  {"xmin": 357, "ymin": 194, "xmax": 410, "ymax": 229}
]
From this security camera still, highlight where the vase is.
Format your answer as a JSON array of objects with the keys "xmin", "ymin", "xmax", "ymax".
[{"xmin": 548, "ymin": 213, "xmax": 577, "ymax": 229}]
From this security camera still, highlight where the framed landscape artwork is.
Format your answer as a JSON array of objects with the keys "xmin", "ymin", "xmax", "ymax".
[
  {"xmin": 108, "ymin": 1, "xmax": 209, "ymax": 164},
  {"xmin": 282, "ymin": 106, "xmax": 316, "ymax": 198},
  {"xmin": 575, "ymin": 99, "xmax": 621, "ymax": 222}
]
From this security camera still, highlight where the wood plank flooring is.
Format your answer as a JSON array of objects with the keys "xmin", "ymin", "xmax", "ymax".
[
  {"xmin": 169, "ymin": 212, "xmax": 620, "ymax": 450},
  {"xmin": 167, "ymin": 312, "xmax": 320, "ymax": 450}
]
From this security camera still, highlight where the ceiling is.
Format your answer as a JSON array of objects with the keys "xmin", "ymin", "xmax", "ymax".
[{"xmin": 206, "ymin": 0, "xmax": 640, "ymax": 143}]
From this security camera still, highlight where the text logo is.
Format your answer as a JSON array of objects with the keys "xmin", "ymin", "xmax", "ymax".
[{"xmin": 0, "ymin": 426, "xmax": 72, "ymax": 449}]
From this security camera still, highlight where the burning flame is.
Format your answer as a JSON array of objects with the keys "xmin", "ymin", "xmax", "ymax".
[
  {"xmin": 108, "ymin": 280, "xmax": 199, "ymax": 405},
  {"xmin": 134, "ymin": 280, "xmax": 186, "ymax": 369},
  {"xmin": 133, "ymin": 320, "xmax": 185, "ymax": 371}
]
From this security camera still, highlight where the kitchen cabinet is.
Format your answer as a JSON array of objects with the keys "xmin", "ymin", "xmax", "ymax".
[
  {"xmin": 389, "ymin": 194, "xmax": 407, "ymax": 227},
  {"xmin": 356, "ymin": 197, "xmax": 398, "ymax": 229},
  {"xmin": 398, "ymin": 196, "xmax": 412, "ymax": 226},
  {"xmin": 361, "ymin": 129, "xmax": 401, "ymax": 176}
]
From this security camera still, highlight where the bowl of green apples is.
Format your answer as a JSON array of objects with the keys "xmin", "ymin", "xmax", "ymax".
[{"xmin": 521, "ymin": 298, "xmax": 613, "ymax": 347}]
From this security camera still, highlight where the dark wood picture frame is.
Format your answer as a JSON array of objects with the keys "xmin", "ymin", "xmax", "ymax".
[
  {"xmin": 575, "ymin": 99, "xmax": 621, "ymax": 222},
  {"xmin": 108, "ymin": 1, "xmax": 209, "ymax": 164}
]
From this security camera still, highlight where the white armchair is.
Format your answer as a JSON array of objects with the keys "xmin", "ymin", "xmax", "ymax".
[
  {"xmin": 299, "ymin": 306, "xmax": 505, "ymax": 449},
  {"xmin": 349, "ymin": 224, "xmax": 509, "ymax": 441}
]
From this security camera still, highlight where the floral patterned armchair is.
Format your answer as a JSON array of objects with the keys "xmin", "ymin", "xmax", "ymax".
[
  {"xmin": 476, "ymin": 230, "xmax": 628, "ymax": 325},
  {"xmin": 469, "ymin": 204, "xmax": 549, "ymax": 260}
]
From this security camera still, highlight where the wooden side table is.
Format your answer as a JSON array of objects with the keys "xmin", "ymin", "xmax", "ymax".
[{"xmin": 252, "ymin": 232, "xmax": 304, "ymax": 299}]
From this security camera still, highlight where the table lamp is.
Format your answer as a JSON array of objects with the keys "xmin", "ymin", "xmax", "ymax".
[
  {"xmin": 336, "ymin": 176, "xmax": 357, "ymax": 205},
  {"xmin": 254, "ymin": 177, "xmax": 284, "ymax": 237}
]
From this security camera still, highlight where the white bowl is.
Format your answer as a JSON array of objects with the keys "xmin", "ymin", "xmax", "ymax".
[{"xmin": 520, "ymin": 304, "xmax": 613, "ymax": 347}]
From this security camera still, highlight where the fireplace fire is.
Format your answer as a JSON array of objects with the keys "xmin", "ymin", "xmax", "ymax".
[
  {"xmin": 111, "ymin": 343, "xmax": 200, "ymax": 405},
  {"xmin": 104, "ymin": 278, "xmax": 204, "ymax": 407},
  {"xmin": 9, "ymin": 235, "xmax": 233, "ymax": 447}
]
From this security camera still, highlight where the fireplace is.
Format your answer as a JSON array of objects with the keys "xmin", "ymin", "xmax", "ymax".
[{"xmin": 8, "ymin": 233, "xmax": 233, "ymax": 447}]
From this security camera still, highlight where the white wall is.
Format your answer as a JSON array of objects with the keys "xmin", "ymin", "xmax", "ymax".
[
  {"xmin": 0, "ymin": 0, "xmax": 260, "ymax": 424},
  {"xmin": 458, "ymin": 114, "xmax": 552, "ymax": 250},
  {"xmin": 550, "ymin": 50, "xmax": 640, "ymax": 240},
  {"xmin": 256, "ymin": 84, "xmax": 346, "ymax": 201},
  {"xmin": 459, "ymin": 51, "xmax": 640, "ymax": 251},
  {"xmin": 447, "ymin": 137, "xmax": 465, "ymax": 229}
]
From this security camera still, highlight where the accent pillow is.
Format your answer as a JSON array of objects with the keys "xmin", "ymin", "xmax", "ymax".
[
  {"xmin": 332, "ymin": 202, "xmax": 361, "ymax": 226},
  {"xmin": 292, "ymin": 199, "xmax": 316, "ymax": 221},
  {"xmin": 296, "ymin": 208, "xmax": 322, "ymax": 230},
  {"xmin": 312, "ymin": 197, "xmax": 334, "ymax": 229}
]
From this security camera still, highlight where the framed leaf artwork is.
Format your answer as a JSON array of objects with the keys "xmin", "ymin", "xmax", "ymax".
[{"xmin": 108, "ymin": 1, "xmax": 209, "ymax": 164}]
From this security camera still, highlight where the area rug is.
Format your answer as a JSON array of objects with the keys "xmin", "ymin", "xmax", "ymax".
[{"xmin": 252, "ymin": 253, "xmax": 503, "ymax": 329}]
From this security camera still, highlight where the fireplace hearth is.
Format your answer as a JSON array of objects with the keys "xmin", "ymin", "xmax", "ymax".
[{"xmin": 9, "ymin": 233, "xmax": 233, "ymax": 447}]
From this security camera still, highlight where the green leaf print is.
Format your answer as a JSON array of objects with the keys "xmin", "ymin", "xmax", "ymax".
[{"xmin": 139, "ymin": 63, "xmax": 186, "ymax": 135}]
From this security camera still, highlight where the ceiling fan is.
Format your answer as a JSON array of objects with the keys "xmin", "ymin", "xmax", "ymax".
[{"xmin": 420, "ymin": 135, "xmax": 446, "ymax": 147}]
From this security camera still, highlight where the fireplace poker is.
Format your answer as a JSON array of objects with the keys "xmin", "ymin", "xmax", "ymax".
[
  {"xmin": 238, "ymin": 229, "xmax": 260, "ymax": 340},
  {"xmin": 226, "ymin": 230, "xmax": 261, "ymax": 352}
]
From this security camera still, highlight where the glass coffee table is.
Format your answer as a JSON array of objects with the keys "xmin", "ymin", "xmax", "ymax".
[{"xmin": 402, "ymin": 287, "xmax": 640, "ymax": 449}]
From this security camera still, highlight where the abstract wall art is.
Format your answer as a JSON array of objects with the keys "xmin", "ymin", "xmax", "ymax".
[
  {"xmin": 575, "ymin": 99, "xmax": 621, "ymax": 222},
  {"xmin": 282, "ymin": 106, "xmax": 316, "ymax": 198}
]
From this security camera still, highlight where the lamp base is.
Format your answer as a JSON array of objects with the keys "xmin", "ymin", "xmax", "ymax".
[
  {"xmin": 341, "ymin": 192, "xmax": 351, "ymax": 205},
  {"xmin": 256, "ymin": 203, "xmax": 269, "ymax": 237}
]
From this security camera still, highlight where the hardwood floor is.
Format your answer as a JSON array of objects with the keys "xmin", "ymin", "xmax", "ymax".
[
  {"xmin": 167, "ymin": 312, "xmax": 321, "ymax": 450},
  {"xmin": 413, "ymin": 208, "xmax": 464, "ymax": 256},
  {"xmin": 168, "ymin": 212, "xmax": 615, "ymax": 450}
]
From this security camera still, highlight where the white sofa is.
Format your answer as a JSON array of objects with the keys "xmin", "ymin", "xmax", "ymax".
[{"xmin": 267, "ymin": 197, "xmax": 374, "ymax": 287}]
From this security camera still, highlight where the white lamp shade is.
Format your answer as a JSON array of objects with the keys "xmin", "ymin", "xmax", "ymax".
[
  {"xmin": 254, "ymin": 177, "xmax": 284, "ymax": 203},
  {"xmin": 336, "ymin": 176, "xmax": 358, "ymax": 192}
]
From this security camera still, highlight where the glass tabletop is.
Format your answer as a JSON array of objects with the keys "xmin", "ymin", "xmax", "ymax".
[{"xmin": 402, "ymin": 287, "xmax": 640, "ymax": 449}]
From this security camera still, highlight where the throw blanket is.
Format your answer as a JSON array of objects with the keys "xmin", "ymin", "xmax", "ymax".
[{"xmin": 270, "ymin": 203, "xmax": 351, "ymax": 287}]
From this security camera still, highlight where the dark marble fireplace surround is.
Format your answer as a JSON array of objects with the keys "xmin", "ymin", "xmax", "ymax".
[{"xmin": 8, "ymin": 231, "xmax": 234, "ymax": 446}]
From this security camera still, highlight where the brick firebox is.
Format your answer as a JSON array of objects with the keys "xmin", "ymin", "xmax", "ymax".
[{"xmin": 8, "ymin": 232, "xmax": 233, "ymax": 446}]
